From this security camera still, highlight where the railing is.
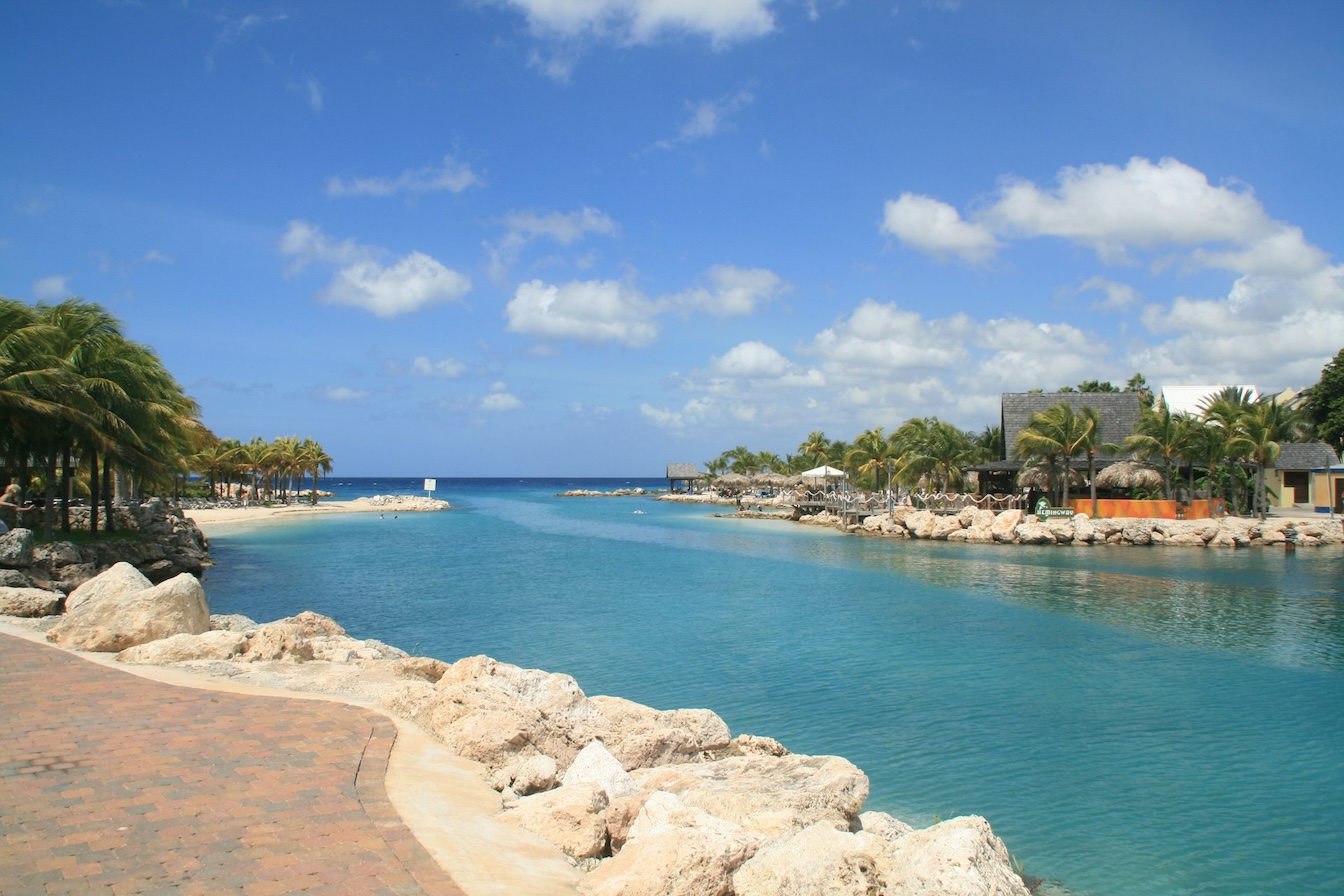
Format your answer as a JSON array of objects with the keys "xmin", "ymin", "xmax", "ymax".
[{"xmin": 786, "ymin": 489, "xmax": 1026, "ymax": 517}]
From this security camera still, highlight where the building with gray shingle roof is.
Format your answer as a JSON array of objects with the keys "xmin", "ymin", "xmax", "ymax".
[{"xmin": 1000, "ymin": 391, "xmax": 1144, "ymax": 460}]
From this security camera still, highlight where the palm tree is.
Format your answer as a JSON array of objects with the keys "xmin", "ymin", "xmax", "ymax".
[
  {"xmin": 845, "ymin": 427, "xmax": 891, "ymax": 491},
  {"xmin": 890, "ymin": 417, "xmax": 973, "ymax": 491},
  {"xmin": 296, "ymin": 437, "xmax": 333, "ymax": 505},
  {"xmin": 1014, "ymin": 401, "xmax": 1099, "ymax": 507},
  {"xmin": 1201, "ymin": 387, "xmax": 1256, "ymax": 515},
  {"xmin": 1123, "ymin": 399, "xmax": 1185, "ymax": 500}
]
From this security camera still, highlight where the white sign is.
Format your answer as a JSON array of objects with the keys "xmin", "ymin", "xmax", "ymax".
[{"xmin": 424, "ymin": 478, "xmax": 437, "ymax": 492}]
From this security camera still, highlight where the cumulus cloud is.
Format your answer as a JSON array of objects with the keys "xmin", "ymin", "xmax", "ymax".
[
  {"xmin": 495, "ymin": 0, "xmax": 775, "ymax": 46},
  {"xmin": 876, "ymin": 156, "xmax": 1344, "ymax": 397},
  {"xmin": 486, "ymin": 206, "xmax": 618, "ymax": 282},
  {"xmin": 810, "ymin": 300, "xmax": 976, "ymax": 373},
  {"xmin": 326, "ymin": 155, "xmax": 482, "ymax": 198},
  {"xmin": 279, "ymin": 220, "xmax": 471, "ymax": 317},
  {"xmin": 506, "ymin": 279, "xmax": 659, "ymax": 347},
  {"xmin": 881, "ymin": 194, "xmax": 1000, "ymax": 263},
  {"xmin": 481, "ymin": 382, "xmax": 522, "ymax": 411},
  {"xmin": 662, "ymin": 265, "xmax": 786, "ymax": 316}
]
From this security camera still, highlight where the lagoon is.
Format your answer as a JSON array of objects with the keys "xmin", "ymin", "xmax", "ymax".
[{"xmin": 200, "ymin": 478, "xmax": 1344, "ymax": 896}]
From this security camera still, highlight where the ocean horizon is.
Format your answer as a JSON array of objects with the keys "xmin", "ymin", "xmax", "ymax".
[{"xmin": 200, "ymin": 477, "xmax": 1344, "ymax": 896}]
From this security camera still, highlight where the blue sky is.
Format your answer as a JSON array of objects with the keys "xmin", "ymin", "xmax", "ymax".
[{"xmin": 3, "ymin": 1, "xmax": 1342, "ymax": 476}]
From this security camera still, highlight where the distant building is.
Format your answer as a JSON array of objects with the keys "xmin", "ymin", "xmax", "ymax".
[
  {"xmin": 999, "ymin": 391, "xmax": 1143, "ymax": 460},
  {"xmin": 666, "ymin": 463, "xmax": 704, "ymax": 493},
  {"xmin": 1267, "ymin": 442, "xmax": 1341, "ymax": 511},
  {"xmin": 1160, "ymin": 385, "xmax": 1258, "ymax": 416}
]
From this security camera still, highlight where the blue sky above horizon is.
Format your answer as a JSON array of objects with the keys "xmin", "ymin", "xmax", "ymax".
[{"xmin": 3, "ymin": 1, "xmax": 1342, "ymax": 476}]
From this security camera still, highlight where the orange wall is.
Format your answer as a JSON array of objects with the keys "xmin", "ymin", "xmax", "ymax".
[{"xmin": 1067, "ymin": 498, "xmax": 1226, "ymax": 519}]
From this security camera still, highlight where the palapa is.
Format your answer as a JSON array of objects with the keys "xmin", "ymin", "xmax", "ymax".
[{"xmin": 1094, "ymin": 460, "xmax": 1165, "ymax": 490}]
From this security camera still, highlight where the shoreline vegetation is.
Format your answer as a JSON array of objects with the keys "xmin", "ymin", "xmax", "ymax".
[{"xmin": 3, "ymin": 501, "xmax": 1042, "ymax": 896}]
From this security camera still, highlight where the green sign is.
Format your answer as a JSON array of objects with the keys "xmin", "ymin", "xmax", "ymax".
[{"xmin": 1035, "ymin": 498, "xmax": 1074, "ymax": 519}]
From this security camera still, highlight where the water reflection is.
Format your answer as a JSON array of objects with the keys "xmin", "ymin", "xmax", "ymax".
[{"xmin": 849, "ymin": 540, "xmax": 1344, "ymax": 670}]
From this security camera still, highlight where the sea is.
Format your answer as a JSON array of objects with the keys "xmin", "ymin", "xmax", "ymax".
[{"xmin": 198, "ymin": 477, "xmax": 1344, "ymax": 896}]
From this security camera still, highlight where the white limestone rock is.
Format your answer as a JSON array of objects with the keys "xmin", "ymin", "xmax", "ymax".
[
  {"xmin": 563, "ymin": 739, "xmax": 638, "ymax": 800},
  {"xmin": 117, "ymin": 630, "xmax": 249, "ymax": 664},
  {"xmin": 732, "ymin": 821, "xmax": 891, "ymax": 896},
  {"xmin": 64, "ymin": 561, "xmax": 152, "ymax": 613},
  {"xmin": 503, "ymin": 781, "xmax": 610, "ymax": 860},
  {"xmin": 242, "ymin": 622, "xmax": 314, "ymax": 662},
  {"xmin": 629, "ymin": 753, "xmax": 869, "ymax": 843},
  {"xmin": 589, "ymin": 694, "xmax": 732, "ymax": 770},
  {"xmin": 46, "ymin": 570, "xmax": 209, "ymax": 652},
  {"xmin": 884, "ymin": 815, "xmax": 1030, "ymax": 896},
  {"xmin": 990, "ymin": 510, "xmax": 1023, "ymax": 543},
  {"xmin": 581, "ymin": 791, "xmax": 758, "ymax": 896},
  {"xmin": 0, "ymin": 586, "xmax": 64, "ymax": 617}
]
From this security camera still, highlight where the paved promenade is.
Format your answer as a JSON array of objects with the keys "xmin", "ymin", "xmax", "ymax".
[{"xmin": 0, "ymin": 633, "xmax": 466, "ymax": 896}]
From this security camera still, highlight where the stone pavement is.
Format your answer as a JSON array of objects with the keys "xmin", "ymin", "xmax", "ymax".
[{"xmin": 0, "ymin": 633, "xmax": 467, "ymax": 896}]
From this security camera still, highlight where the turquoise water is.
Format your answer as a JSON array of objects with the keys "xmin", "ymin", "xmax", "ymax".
[{"xmin": 200, "ymin": 478, "xmax": 1344, "ymax": 896}]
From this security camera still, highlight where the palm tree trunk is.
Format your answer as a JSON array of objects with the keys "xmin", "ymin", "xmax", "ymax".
[
  {"xmin": 102, "ymin": 458, "xmax": 115, "ymax": 533},
  {"xmin": 87, "ymin": 445, "xmax": 100, "ymax": 537},
  {"xmin": 1089, "ymin": 452, "xmax": 1097, "ymax": 517},
  {"xmin": 60, "ymin": 444, "xmax": 72, "ymax": 533},
  {"xmin": 43, "ymin": 445, "xmax": 58, "ymax": 540}
]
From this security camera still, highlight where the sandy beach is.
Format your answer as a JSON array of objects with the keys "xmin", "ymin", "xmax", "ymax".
[{"xmin": 185, "ymin": 495, "xmax": 452, "ymax": 534}]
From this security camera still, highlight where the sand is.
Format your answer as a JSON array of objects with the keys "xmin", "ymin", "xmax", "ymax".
[{"xmin": 185, "ymin": 495, "xmax": 452, "ymax": 534}]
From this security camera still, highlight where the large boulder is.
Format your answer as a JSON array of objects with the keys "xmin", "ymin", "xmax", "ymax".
[
  {"xmin": 581, "ymin": 791, "xmax": 758, "ymax": 896},
  {"xmin": 733, "ymin": 822, "xmax": 891, "ymax": 896},
  {"xmin": 589, "ymin": 695, "xmax": 732, "ymax": 770},
  {"xmin": 990, "ymin": 510, "xmax": 1022, "ymax": 543},
  {"xmin": 629, "ymin": 754, "xmax": 869, "ymax": 843},
  {"xmin": 884, "ymin": 815, "xmax": 1030, "ymax": 896},
  {"xmin": 0, "ymin": 586, "xmax": 64, "ymax": 617},
  {"xmin": 65, "ymin": 561, "xmax": 152, "ymax": 612},
  {"xmin": 563, "ymin": 739, "xmax": 639, "ymax": 800},
  {"xmin": 502, "ymin": 781, "xmax": 610, "ymax": 860},
  {"xmin": 0, "ymin": 528, "xmax": 35, "ymax": 568},
  {"xmin": 46, "ymin": 570, "xmax": 210, "ymax": 652},
  {"xmin": 409, "ymin": 655, "xmax": 731, "ymax": 776},
  {"xmin": 116, "ymin": 630, "xmax": 249, "ymax": 664}
]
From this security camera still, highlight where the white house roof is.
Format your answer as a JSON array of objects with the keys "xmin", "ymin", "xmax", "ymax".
[{"xmin": 1160, "ymin": 385, "xmax": 1259, "ymax": 417}]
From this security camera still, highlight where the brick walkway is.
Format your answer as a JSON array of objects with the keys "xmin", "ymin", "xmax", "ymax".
[{"xmin": 0, "ymin": 633, "xmax": 466, "ymax": 896}]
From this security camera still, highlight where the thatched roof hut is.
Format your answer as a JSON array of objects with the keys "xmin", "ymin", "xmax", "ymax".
[{"xmin": 1094, "ymin": 461, "xmax": 1164, "ymax": 490}]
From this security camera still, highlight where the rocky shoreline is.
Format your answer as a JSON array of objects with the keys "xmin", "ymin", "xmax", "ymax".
[{"xmin": 1, "ymin": 559, "xmax": 1035, "ymax": 896}]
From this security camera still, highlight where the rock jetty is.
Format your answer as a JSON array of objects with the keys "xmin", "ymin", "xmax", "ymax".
[
  {"xmin": 808, "ymin": 506, "xmax": 1344, "ymax": 548},
  {"xmin": 3, "ymin": 563, "xmax": 1033, "ymax": 896}
]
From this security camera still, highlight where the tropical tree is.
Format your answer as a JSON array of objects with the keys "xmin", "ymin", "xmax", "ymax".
[
  {"xmin": 1304, "ymin": 348, "xmax": 1344, "ymax": 450},
  {"xmin": 1014, "ymin": 401, "xmax": 1099, "ymax": 507},
  {"xmin": 296, "ymin": 437, "xmax": 334, "ymax": 505},
  {"xmin": 890, "ymin": 417, "xmax": 974, "ymax": 491},
  {"xmin": 1201, "ymin": 387, "xmax": 1256, "ymax": 514},
  {"xmin": 1235, "ymin": 401, "xmax": 1286, "ymax": 520},
  {"xmin": 844, "ymin": 427, "xmax": 893, "ymax": 491},
  {"xmin": 1123, "ymin": 399, "xmax": 1186, "ymax": 500}
]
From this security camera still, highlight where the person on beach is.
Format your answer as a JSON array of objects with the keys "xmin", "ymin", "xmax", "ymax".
[{"xmin": 0, "ymin": 484, "xmax": 32, "ymax": 534}]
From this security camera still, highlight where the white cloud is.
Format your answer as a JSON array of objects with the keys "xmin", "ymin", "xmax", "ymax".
[
  {"xmin": 640, "ymin": 396, "xmax": 716, "ymax": 431},
  {"xmin": 279, "ymin": 221, "xmax": 471, "ymax": 317},
  {"xmin": 481, "ymin": 382, "xmax": 522, "ymax": 411},
  {"xmin": 409, "ymin": 356, "xmax": 466, "ymax": 378},
  {"xmin": 1073, "ymin": 275, "xmax": 1139, "ymax": 311},
  {"xmin": 486, "ymin": 207, "xmax": 618, "ymax": 281},
  {"xmin": 881, "ymin": 194, "xmax": 1000, "ymax": 262},
  {"xmin": 505, "ymin": 279, "xmax": 659, "ymax": 347},
  {"xmin": 662, "ymin": 265, "xmax": 785, "ymax": 316},
  {"xmin": 810, "ymin": 299, "xmax": 975, "ymax": 373},
  {"xmin": 655, "ymin": 90, "xmax": 754, "ymax": 149},
  {"xmin": 288, "ymin": 74, "xmax": 322, "ymax": 111},
  {"xmin": 711, "ymin": 341, "xmax": 791, "ymax": 377},
  {"xmin": 280, "ymin": 220, "xmax": 369, "ymax": 272},
  {"xmin": 324, "ymin": 386, "xmax": 370, "ymax": 403},
  {"xmin": 326, "ymin": 155, "xmax": 483, "ymax": 198},
  {"xmin": 322, "ymin": 253, "xmax": 471, "ymax": 318},
  {"xmin": 495, "ymin": 0, "xmax": 775, "ymax": 46},
  {"xmin": 32, "ymin": 275, "xmax": 71, "ymax": 301}
]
